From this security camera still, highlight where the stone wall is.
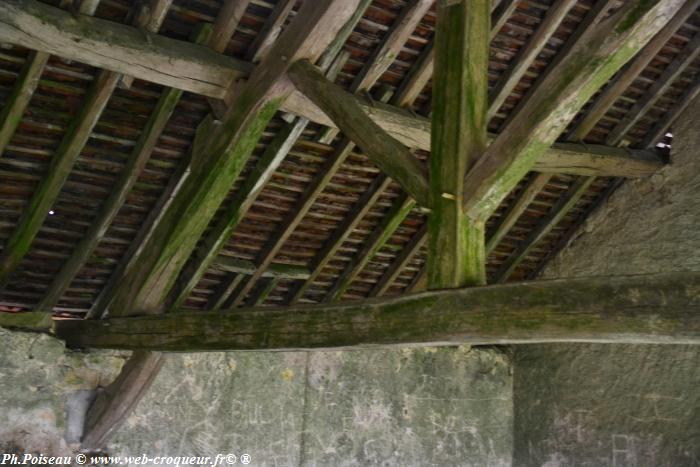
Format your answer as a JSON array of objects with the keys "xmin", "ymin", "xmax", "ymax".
[
  {"xmin": 0, "ymin": 328, "xmax": 126, "ymax": 456},
  {"xmin": 0, "ymin": 328, "xmax": 512, "ymax": 466},
  {"xmin": 108, "ymin": 347, "xmax": 512, "ymax": 467},
  {"xmin": 512, "ymin": 97, "xmax": 700, "ymax": 466}
]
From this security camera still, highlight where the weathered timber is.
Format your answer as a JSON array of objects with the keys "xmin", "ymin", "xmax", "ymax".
[
  {"xmin": 567, "ymin": 0, "xmax": 700, "ymax": 141},
  {"xmin": 488, "ymin": 0, "xmax": 577, "ymax": 120},
  {"xmin": 486, "ymin": 173, "xmax": 551, "ymax": 254},
  {"xmin": 36, "ymin": 26, "xmax": 211, "ymax": 314},
  {"xmin": 606, "ymin": 30, "xmax": 700, "ymax": 146},
  {"xmin": 170, "ymin": 117, "xmax": 308, "ymax": 309},
  {"xmin": 120, "ymin": 0, "xmax": 174, "ymax": 89},
  {"xmin": 461, "ymin": 0, "xmax": 685, "ymax": 221},
  {"xmin": 105, "ymin": 0, "xmax": 360, "ymax": 316},
  {"xmin": 490, "ymin": 0, "xmax": 518, "ymax": 40},
  {"xmin": 641, "ymin": 74, "xmax": 700, "ymax": 148},
  {"xmin": 55, "ymin": 272, "xmax": 700, "ymax": 350},
  {"xmin": 0, "ymin": 71, "xmax": 120, "ymax": 290},
  {"xmin": 88, "ymin": 127, "xmax": 194, "ymax": 318},
  {"xmin": 210, "ymin": 0, "xmax": 250, "ymax": 53},
  {"xmin": 351, "ymin": 0, "xmax": 433, "ymax": 91},
  {"xmin": 169, "ymin": 52, "xmax": 352, "ymax": 310},
  {"xmin": 0, "ymin": 0, "xmax": 673, "ymax": 178},
  {"xmin": 0, "ymin": 51, "xmax": 49, "ymax": 156},
  {"xmin": 288, "ymin": 60, "xmax": 430, "ymax": 207},
  {"xmin": 394, "ymin": 42, "xmax": 434, "ymax": 108},
  {"xmin": 80, "ymin": 351, "xmax": 165, "ymax": 449},
  {"xmin": 213, "ymin": 257, "xmax": 310, "ymax": 280},
  {"xmin": 536, "ymin": 143, "xmax": 665, "ymax": 177},
  {"xmin": 325, "ymin": 194, "xmax": 416, "ymax": 301},
  {"xmin": 0, "ymin": 0, "xmax": 252, "ymax": 99},
  {"xmin": 0, "ymin": 311, "xmax": 52, "ymax": 332},
  {"xmin": 247, "ymin": 0, "xmax": 296, "ymax": 63},
  {"xmin": 493, "ymin": 176, "xmax": 595, "ymax": 283},
  {"xmin": 428, "ymin": 0, "xmax": 489, "ymax": 289},
  {"xmin": 207, "ymin": 273, "xmax": 245, "ymax": 311},
  {"xmin": 288, "ymin": 172, "xmax": 393, "ymax": 304},
  {"xmin": 369, "ymin": 224, "xmax": 427, "ymax": 297}
]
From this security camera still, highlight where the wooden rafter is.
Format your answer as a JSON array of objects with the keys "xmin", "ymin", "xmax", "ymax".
[
  {"xmin": 0, "ymin": 50, "xmax": 48, "ymax": 155},
  {"xmin": 461, "ymin": 0, "xmax": 685, "ymax": 222},
  {"xmin": 226, "ymin": 0, "xmax": 433, "ymax": 306},
  {"xmin": 0, "ymin": 0, "xmax": 155, "ymax": 290},
  {"xmin": 641, "ymin": 75, "xmax": 700, "ymax": 148},
  {"xmin": 567, "ymin": 0, "xmax": 700, "ymax": 142},
  {"xmin": 369, "ymin": 224, "xmax": 427, "ymax": 297},
  {"xmin": 36, "ymin": 23, "xmax": 211, "ymax": 314},
  {"xmin": 324, "ymin": 194, "xmax": 416, "ymax": 301},
  {"xmin": 0, "ymin": 0, "xmax": 667, "ymax": 179},
  {"xmin": 101, "ymin": 0, "xmax": 361, "ymax": 316},
  {"xmin": 493, "ymin": 176, "xmax": 595, "ymax": 283},
  {"xmin": 55, "ymin": 271, "xmax": 700, "ymax": 351}
]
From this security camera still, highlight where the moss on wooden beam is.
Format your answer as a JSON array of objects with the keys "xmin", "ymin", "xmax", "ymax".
[
  {"xmin": 54, "ymin": 272, "xmax": 700, "ymax": 351},
  {"xmin": 428, "ymin": 0, "xmax": 490, "ymax": 288},
  {"xmin": 0, "ymin": 311, "xmax": 52, "ymax": 332},
  {"xmin": 288, "ymin": 60, "xmax": 430, "ymax": 207},
  {"xmin": 462, "ymin": 0, "xmax": 685, "ymax": 222},
  {"xmin": 105, "ymin": 0, "xmax": 361, "ymax": 316}
]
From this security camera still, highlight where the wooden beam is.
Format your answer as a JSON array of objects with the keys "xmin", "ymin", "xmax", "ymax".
[
  {"xmin": 80, "ymin": 351, "xmax": 164, "ymax": 450},
  {"xmin": 36, "ymin": 25, "xmax": 211, "ymax": 314},
  {"xmin": 488, "ymin": 0, "xmax": 577, "ymax": 120},
  {"xmin": 394, "ymin": 41, "xmax": 434, "ymax": 108},
  {"xmin": 607, "ymin": 30, "xmax": 700, "ymax": 146},
  {"xmin": 641, "ymin": 74, "xmax": 700, "ymax": 148},
  {"xmin": 535, "ymin": 142, "xmax": 664, "ymax": 177},
  {"xmin": 428, "ymin": 0, "xmax": 490, "ymax": 289},
  {"xmin": 0, "ymin": 70, "xmax": 121, "ymax": 290},
  {"xmin": 0, "ymin": 50, "xmax": 49, "ymax": 156},
  {"xmin": 247, "ymin": 0, "xmax": 296, "ymax": 63},
  {"xmin": 567, "ymin": 0, "xmax": 700, "ymax": 141},
  {"xmin": 0, "ymin": 0, "xmax": 673, "ymax": 178},
  {"xmin": 461, "ymin": 0, "xmax": 685, "ymax": 221},
  {"xmin": 369, "ymin": 224, "xmax": 427, "ymax": 297},
  {"xmin": 105, "ymin": 0, "xmax": 361, "ymax": 317},
  {"xmin": 0, "ymin": 0, "xmax": 253, "ymax": 99},
  {"xmin": 0, "ymin": 311, "xmax": 52, "ymax": 332},
  {"xmin": 493, "ymin": 176, "xmax": 595, "ymax": 283},
  {"xmin": 210, "ymin": 0, "xmax": 251, "ymax": 53},
  {"xmin": 288, "ymin": 60, "xmax": 430, "ymax": 207},
  {"xmin": 169, "ymin": 116, "xmax": 308, "ymax": 309},
  {"xmin": 169, "ymin": 52, "xmax": 352, "ymax": 310},
  {"xmin": 213, "ymin": 257, "xmax": 310, "ymax": 280},
  {"xmin": 351, "ymin": 0, "xmax": 433, "ymax": 91},
  {"xmin": 288, "ymin": 172, "xmax": 393, "ymax": 304},
  {"xmin": 55, "ymin": 271, "xmax": 700, "ymax": 350},
  {"xmin": 486, "ymin": 173, "xmax": 551, "ymax": 254},
  {"xmin": 490, "ymin": 0, "xmax": 518, "ymax": 40},
  {"xmin": 325, "ymin": 194, "xmax": 416, "ymax": 301}
]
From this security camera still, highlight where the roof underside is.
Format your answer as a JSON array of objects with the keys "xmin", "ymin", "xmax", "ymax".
[{"xmin": 0, "ymin": 0, "xmax": 698, "ymax": 317}]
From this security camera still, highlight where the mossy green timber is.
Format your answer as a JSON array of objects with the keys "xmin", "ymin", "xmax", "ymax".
[
  {"xmin": 428, "ymin": 0, "xmax": 490, "ymax": 289},
  {"xmin": 462, "ymin": 0, "xmax": 684, "ymax": 221},
  {"xmin": 54, "ymin": 271, "xmax": 700, "ymax": 351}
]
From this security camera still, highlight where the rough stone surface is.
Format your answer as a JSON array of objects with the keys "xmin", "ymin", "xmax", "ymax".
[
  {"xmin": 0, "ymin": 328, "xmax": 127, "ymax": 456},
  {"xmin": 513, "ymin": 96, "xmax": 700, "ymax": 466},
  {"xmin": 107, "ymin": 347, "xmax": 512, "ymax": 467}
]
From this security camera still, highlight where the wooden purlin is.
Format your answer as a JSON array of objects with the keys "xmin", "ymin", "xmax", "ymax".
[{"xmin": 168, "ymin": 1, "xmax": 374, "ymax": 310}]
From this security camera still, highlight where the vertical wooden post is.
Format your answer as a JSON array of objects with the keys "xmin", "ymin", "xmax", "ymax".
[{"xmin": 428, "ymin": 0, "xmax": 489, "ymax": 289}]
